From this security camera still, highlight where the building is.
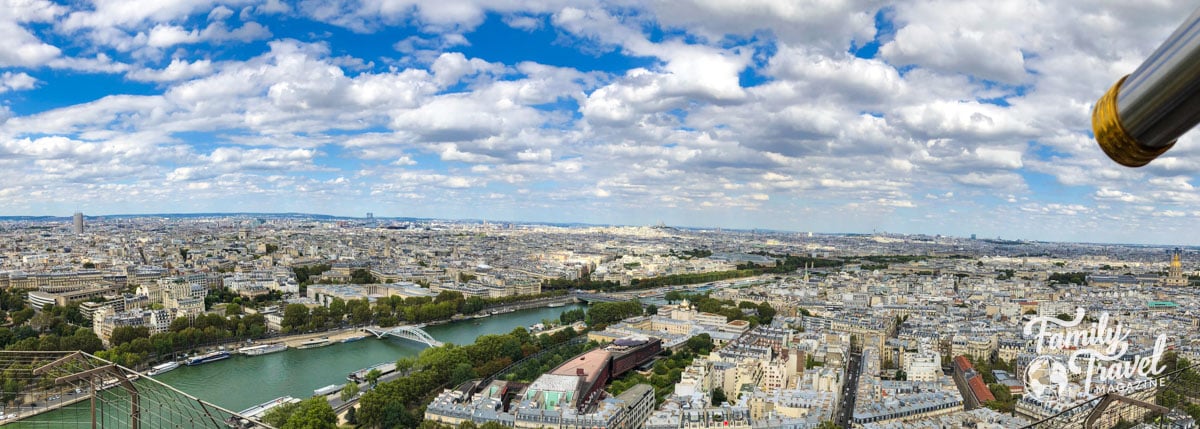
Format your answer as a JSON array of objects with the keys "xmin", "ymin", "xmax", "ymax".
[
  {"xmin": 92, "ymin": 306, "xmax": 172, "ymax": 345},
  {"xmin": 425, "ymin": 340, "xmax": 662, "ymax": 429},
  {"xmin": 1164, "ymin": 248, "xmax": 1188, "ymax": 287},
  {"xmin": 73, "ymin": 212, "xmax": 84, "ymax": 234}
]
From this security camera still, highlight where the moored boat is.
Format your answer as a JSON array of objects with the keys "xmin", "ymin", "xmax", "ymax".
[
  {"xmin": 296, "ymin": 337, "xmax": 330, "ymax": 349},
  {"xmin": 147, "ymin": 361, "xmax": 180, "ymax": 376},
  {"xmin": 239, "ymin": 396, "xmax": 300, "ymax": 419},
  {"xmin": 238, "ymin": 343, "xmax": 288, "ymax": 356},
  {"xmin": 340, "ymin": 334, "xmax": 368, "ymax": 343},
  {"xmin": 313, "ymin": 384, "xmax": 342, "ymax": 397},
  {"xmin": 185, "ymin": 350, "xmax": 231, "ymax": 366}
]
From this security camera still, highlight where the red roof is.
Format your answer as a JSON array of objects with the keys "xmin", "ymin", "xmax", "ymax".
[
  {"xmin": 968, "ymin": 376, "xmax": 995, "ymax": 403},
  {"xmin": 953, "ymin": 355, "xmax": 972, "ymax": 372}
]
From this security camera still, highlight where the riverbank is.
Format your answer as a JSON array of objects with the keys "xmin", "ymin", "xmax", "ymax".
[{"xmin": 275, "ymin": 329, "xmax": 367, "ymax": 348}]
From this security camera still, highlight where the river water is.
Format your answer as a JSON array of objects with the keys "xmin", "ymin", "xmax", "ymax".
[{"xmin": 144, "ymin": 303, "xmax": 586, "ymax": 413}]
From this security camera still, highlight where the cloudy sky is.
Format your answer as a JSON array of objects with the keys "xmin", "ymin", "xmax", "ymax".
[{"xmin": 3, "ymin": 0, "xmax": 1200, "ymax": 244}]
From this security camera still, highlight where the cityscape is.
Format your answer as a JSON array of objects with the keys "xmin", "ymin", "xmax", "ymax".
[{"xmin": 0, "ymin": 214, "xmax": 1196, "ymax": 429}]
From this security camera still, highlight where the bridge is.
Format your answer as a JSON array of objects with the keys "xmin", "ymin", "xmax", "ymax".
[{"xmin": 362, "ymin": 325, "xmax": 443, "ymax": 347}]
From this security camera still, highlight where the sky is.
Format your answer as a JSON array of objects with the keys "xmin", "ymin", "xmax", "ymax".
[{"xmin": 3, "ymin": 1, "xmax": 1200, "ymax": 245}]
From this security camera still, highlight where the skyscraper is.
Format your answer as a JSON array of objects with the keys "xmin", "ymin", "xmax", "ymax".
[{"xmin": 73, "ymin": 212, "xmax": 84, "ymax": 234}]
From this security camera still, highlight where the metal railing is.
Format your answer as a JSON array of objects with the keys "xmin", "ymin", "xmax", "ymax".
[{"xmin": 0, "ymin": 351, "xmax": 271, "ymax": 428}]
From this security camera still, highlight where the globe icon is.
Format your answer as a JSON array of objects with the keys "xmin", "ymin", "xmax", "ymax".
[{"xmin": 1025, "ymin": 356, "xmax": 1069, "ymax": 400}]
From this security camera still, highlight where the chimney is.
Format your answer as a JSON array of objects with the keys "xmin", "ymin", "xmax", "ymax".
[{"xmin": 577, "ymin": 368, "xmax": 585, "ymax": 376}]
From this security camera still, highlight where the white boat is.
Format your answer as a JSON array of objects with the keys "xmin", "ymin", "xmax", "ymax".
[
  {"xmin": 238, "ymin": 343, "xmax": 288, "ymax": 356},
  {"xmin": 238, "ymin": 396, "xmax": 300, "ymax": 419},
  {"xmin": 146, "ymin": 361, "xmax": 180, "ymax": 376},
  {"xmin": 296, "ymin": 337, "xmax": 330, "ymax": 349},
  {"xmin": 185, "ymin": 350, "xmax": 231, "ymax": 366},
  {"xmin": 313, "ymin": 384, "xmax": 342, "ymax": 396},
  {"xmin": 546, "ymin": 302, "xmax": 566, "ymax": 308},
  {"xmin": 348, "ymin": 362, "xmax": 397, "ymax": 382}
]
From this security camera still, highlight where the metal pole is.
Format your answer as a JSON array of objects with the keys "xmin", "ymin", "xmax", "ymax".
[
  {"xmin": 1093, "ymin": 6, "xmax": 1200, "ymax": 166},
  {"xmin": 90, "ymin": 379, "xmax": 96, "ymax": 429}
]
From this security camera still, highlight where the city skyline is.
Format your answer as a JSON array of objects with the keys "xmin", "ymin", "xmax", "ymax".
[{"xmin": 5, "ymin": 1, "xmax": 1200, "ymax": 245}]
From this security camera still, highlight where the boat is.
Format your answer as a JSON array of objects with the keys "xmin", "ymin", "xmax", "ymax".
[
  {"xmin": 146, "ymin": 361, "xmax": 180, "ymax": 376},
  {"xmin": 185, "ymin": 351, "xmax": 231, "ymax": 366},
  {"xmin": 238, "ymin": 343, "xmax": 287, "ymax": 356},
  {"xmin": 340, "ymin": 334, "xmax": 369, "ymax": 343},
  {"xmin": 296, "ymin": 337, "xmax": 330, "ymax": 349},
  {"xmin": 313, "ymin": 384, "xmax": 342, "ymax": 397},
  {"xmin": 239, "ymin": 396, "xmax": 300, "ymax": 419},
  {"xmin": 473, "ymin": 313, "xmax": 489, "ymax": 319},
  {"xmin": 348, "ymin": 362, "xmax": 397, "ymax": 383},
  {"xmin": 546, "ymin": 302, "xmax": 566, "ymax": 308}
]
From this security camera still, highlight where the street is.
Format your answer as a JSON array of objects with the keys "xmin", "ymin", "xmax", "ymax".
[{"xmin": 836, "ymin": 351, "xmax": 863, "ymax": 428}]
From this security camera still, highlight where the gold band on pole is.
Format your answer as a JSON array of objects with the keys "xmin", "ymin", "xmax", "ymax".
[{"xmin": 1092, "ymin": 75, "xmax": 1175, "ymax": 167}]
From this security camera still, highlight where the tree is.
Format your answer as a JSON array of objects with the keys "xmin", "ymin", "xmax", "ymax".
[
  {"xmin": 225, "ymin": 303, "xmax": 242, "ymax": 316},
  {"xmin": 281, "ymin": 397, "xmax": 337, "ymax": 429},
  {"xmin": 645, "ymin": 304, "xmax": 658, "ymax": 315},
  {"xmin": 281, "ymin": 304, "xmax": 310, "ymax": 333},
  {"xmin": 341, "ymin": 381, "xmax": 359, "ymax": 402},
  {"xmin": 345, "ymin": 406, "xmax": 357, "ymax": 425},
  {"xmin": 366, "ymin": 368, "xmax": 382, "ymax": 387},
  {"xmin": 109, "ymin": 326, "xmax": 150, "ymax": 347},
  {"xmin": 711, "ymin": 387, "xmax": 727, "ymax": 405},
  {"xmin": 261, "ymin": 401, "xmax": 302, "ymax": 428},
  {"xmin": 686, "ymin": 333, "xmax": 714, "ymax": 355}
]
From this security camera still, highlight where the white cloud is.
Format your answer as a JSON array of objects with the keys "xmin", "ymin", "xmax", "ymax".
[
  {"xmin": 127, "ymin": 58, "xmax": 215, "ymax": 82},
  {"xmin": 0, "ymin": 72, "xmax": 38, "ymax": 93}
]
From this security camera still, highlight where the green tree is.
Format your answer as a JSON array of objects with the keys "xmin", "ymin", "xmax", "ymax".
[
  {"xmin": 109, "ymin": 326, "xmax": 150, "ymax": 347},
  {"xmin": 225, "ymin": 303, "xmax": 242, "ymax": 316},
  {"xmin": 711, "ymin": 387, "xmax": 727, "ymax": 405},
  {"xmin": 341, "ymin": 381, "xmax": 359, "ymax": 402},
  {"xmin": 281, "ymin": 397, "xmax": 337, "ymax": 429},
  {"xmin": 281, "ymin": 304, "xmax": 310, "ymax": 333},
  {"xmin": 350, "ymin": 269, "xmax": 378, "ymax": 284},
  {"xmin": 261, "ymin": 401, "xmax": 302, "ymax": 428},
  {"xmin": 686, "ymin": 333, "xmax": 714, "ymax": 355},
  {"xmin": 365, "ymin": 368, "xmax": 382, "ymax": 387},
  {"xmin": 345, "ymin": 406, "xmax": 356, "ymax": 425}
]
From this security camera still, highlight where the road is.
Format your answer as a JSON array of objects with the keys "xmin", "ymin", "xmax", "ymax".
[{"xmin": 837, "ymin": 351, "xmax": 863, "ymax": 428}]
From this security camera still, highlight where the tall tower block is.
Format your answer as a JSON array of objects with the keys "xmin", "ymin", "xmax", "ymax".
[{"xmin": 72, "ymin": 212, "xmax": 84, "ymax": 235}]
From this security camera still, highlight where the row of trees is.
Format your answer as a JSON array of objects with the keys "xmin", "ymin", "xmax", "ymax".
[
  {"xmin": 586, "ymin": 300, "xmax": 645, "ymax": 326},
  {"xmin": 95, "ymin": 312, "xmax": 269, "ymax": 367},
  {"xmin": 276, "ymin": 289, "xmax": 567, "ymax": 333}
]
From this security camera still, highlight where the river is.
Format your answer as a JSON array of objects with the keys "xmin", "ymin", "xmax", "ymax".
[{"xmin": 106, "ymin": 303, "xmax": 585, "ymax": 416}]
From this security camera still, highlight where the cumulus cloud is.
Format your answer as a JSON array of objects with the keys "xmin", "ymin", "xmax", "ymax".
[{"xmin": 7, "ymin": 0, "xmax": 1200, "ymax": 243}]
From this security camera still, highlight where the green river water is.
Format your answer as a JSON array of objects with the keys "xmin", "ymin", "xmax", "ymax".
[
  {"xmin": 158, "ymin": 303, "xmax": 587, "ymax": 412},
  {"xmin": 11, "ymin": 302, "xmax": 587, "ymax": 427}
]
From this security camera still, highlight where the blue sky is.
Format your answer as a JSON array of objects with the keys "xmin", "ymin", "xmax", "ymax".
[{"xmin": 2, "ymin": 0, "xmax": 1200, "ymax": 244}]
